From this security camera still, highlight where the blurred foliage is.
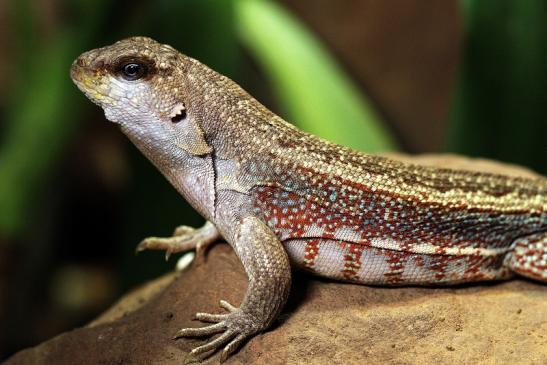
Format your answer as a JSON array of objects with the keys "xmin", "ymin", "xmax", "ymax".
[
  {"xmin": 447, "ymin": 0, "xmax": 547, "ymax": 174},
  {"xmin": 0, "ymin": 0, "xmax": 110, "ymax": 238},
  {"xmin": 235, "ymin": 0, "xmax": 396, "ymax": 152}
]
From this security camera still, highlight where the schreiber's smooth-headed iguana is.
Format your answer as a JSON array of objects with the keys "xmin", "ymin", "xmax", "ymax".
[{"xmin": 71, "ymin": 37, "xmax": 546, "ymax": 362}]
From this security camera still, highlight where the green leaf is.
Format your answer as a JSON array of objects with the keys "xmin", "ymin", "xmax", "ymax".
[
  {"xmin": 0, "ymin": 0, "xmax": 109, "ymax": 238},
  {"xmin": 235, "ymin": 0, "xmax": 397, "ymax": 152}
]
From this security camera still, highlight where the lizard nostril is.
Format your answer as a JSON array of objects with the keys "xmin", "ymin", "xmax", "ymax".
[
  {"xmin": 94, "ymin": 60, "xmax": 105, "ymax": 70},
  {"xmin": 76, "ymin": 57, "xmax": 86, "ymax": 67}
]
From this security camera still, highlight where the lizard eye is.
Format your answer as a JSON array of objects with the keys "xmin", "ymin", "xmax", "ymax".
[{"xmin": 120, "ymin": 62, "xmax": 147, "ymax": 81}]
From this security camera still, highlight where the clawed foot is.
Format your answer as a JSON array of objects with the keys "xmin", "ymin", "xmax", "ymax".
[
  {"xmin": 136, "ymin": 221, "xmax": 219, "ymax": 261},
  {"xmin": 175, "ymin": 300, "xmax": 261, "ymax": 362}
]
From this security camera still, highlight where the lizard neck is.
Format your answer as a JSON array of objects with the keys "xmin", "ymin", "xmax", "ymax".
[{"xmin": 122, "ymin": 125, "xmax": 217, "ymax": 222}]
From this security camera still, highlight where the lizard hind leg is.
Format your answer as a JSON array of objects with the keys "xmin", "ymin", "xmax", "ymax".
[
  {"xmin": 136, "ymin": 221, "xmax": 219, "ymax": 261},
  {"xmin": 505, "ymin": 231, "xmax": 547, "ymax": 283}
]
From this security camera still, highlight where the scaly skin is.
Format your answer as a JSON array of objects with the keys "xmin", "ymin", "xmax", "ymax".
[{"xmin": 71, "ymin": 37, "xmax": 547, "ymax": 361}]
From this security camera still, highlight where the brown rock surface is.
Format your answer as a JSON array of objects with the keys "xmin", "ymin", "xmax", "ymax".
[{"xmin": 4, "ymin": 155, "xmax": 547, "ymax": 365}]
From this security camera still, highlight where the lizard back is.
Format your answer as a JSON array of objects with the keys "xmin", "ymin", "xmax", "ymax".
[{"xmin": 240, "ymin": 111, "xmax": 547, "ymax": 283}]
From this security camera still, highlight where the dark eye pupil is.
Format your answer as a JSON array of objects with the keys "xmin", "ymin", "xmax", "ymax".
[
  {"xmin": 121, "ymin": 62, "xmax": 146, "ymax": 80},
  {"xmin": 124, "ymin": 63, "xmax": 140, "ymax": 75}
]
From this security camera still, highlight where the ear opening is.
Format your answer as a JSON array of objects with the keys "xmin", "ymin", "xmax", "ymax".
[
  {"xmin": 170, "ymin": 104, "xmax": 187, "ymax": 123},
  {"xmin": 171, "ymin": 109, "xmax": 186, "ymax": 123}
]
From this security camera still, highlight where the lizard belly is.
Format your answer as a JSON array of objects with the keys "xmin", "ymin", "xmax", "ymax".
[{"xmin": 283, "ymin": 238, "xmax": 512, "ymax": 285}]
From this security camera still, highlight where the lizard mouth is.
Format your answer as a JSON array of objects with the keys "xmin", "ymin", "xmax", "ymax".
[
  {"xmin": 70, "ymin": 61, "xmax": 115, "ymax": 113},
  {"xmin": 70, "ymin": 63, "xmax": 87, "ymax": 90}
]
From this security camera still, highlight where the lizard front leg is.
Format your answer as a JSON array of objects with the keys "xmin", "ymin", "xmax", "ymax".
[
  {"xmin": 175, "ymin": 216, "xmax": 291, "ymax": 361},
  {"xmin": 137, "ymin": 221, "xmax": 219, "ymax": 261}
]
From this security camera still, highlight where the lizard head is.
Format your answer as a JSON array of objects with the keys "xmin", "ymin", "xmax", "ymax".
[{"xmin": 71, "ymin": 36, "xmax": 212, "ymax": 161}]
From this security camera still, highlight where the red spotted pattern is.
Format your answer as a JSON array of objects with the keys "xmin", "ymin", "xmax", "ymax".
[{"xmin": 252, "ymin": 165, "xmax": 546, "ymax": 284}]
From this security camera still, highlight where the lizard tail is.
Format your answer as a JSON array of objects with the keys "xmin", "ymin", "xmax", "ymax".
[{"xmin": 505, "ymin": 231, "xmax": 547, "ymax": 283}]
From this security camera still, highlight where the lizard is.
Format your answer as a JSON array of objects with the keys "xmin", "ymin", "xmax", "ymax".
[{"xmin": 70, "ymin": 37, "xmax": 547, "ymax": 361}]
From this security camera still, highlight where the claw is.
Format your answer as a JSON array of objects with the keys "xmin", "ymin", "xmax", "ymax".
[
  {"xmin": 194, "ymin": 242, "xmax": 206, "ymax": 263},
  {"xmin": 135, "ymin": 237, "xmax": 163, "ymax": 253},
  {"xmin": 135, "ymin": 239, "xmax": 148, "ymax": 254}
]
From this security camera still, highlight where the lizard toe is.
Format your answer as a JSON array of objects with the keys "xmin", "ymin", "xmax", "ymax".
[
  {"xmin": 176, "ymin": 303, "xmax": 264, "ymax": 361},
  {"xmin": 189, "ymin": 330, "xmax": 236, "ymax": 356},
  {"xmin": 220, "ymin": 334, "xmax": 247, "ymax": 363},
  {"xmin": 194, "ymin": 312, "xmax": 229, "ymax": 322},
  {"xmin": 172, "ymin": 225, "xmax": 196, "ymax": 236},
  {"xmin": 175, "ymin": 322, "xmax": 225, "ymax": 338},
  {"xmin": 219, "ymin": 299, "xmax": 238, "ymax": 312}
]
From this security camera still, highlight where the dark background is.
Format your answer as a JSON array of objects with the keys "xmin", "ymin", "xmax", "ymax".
[{"xmin": 1, "ymin": 0, "xmax": 545, "ymax": 360}]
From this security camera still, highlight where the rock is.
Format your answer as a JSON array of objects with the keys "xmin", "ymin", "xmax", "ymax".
[
  {"xmin": 5, "ymin": 243, "xmax": 546, "ymax": 365},
  {"xmin": 4, "ymin": 155, "xmax": 546, "ymax": 364}
]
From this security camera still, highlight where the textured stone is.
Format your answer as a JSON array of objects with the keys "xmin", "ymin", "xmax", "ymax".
[{"xmin": 5, "ymin": 244, "xmax": 546, "ymax": 365}]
